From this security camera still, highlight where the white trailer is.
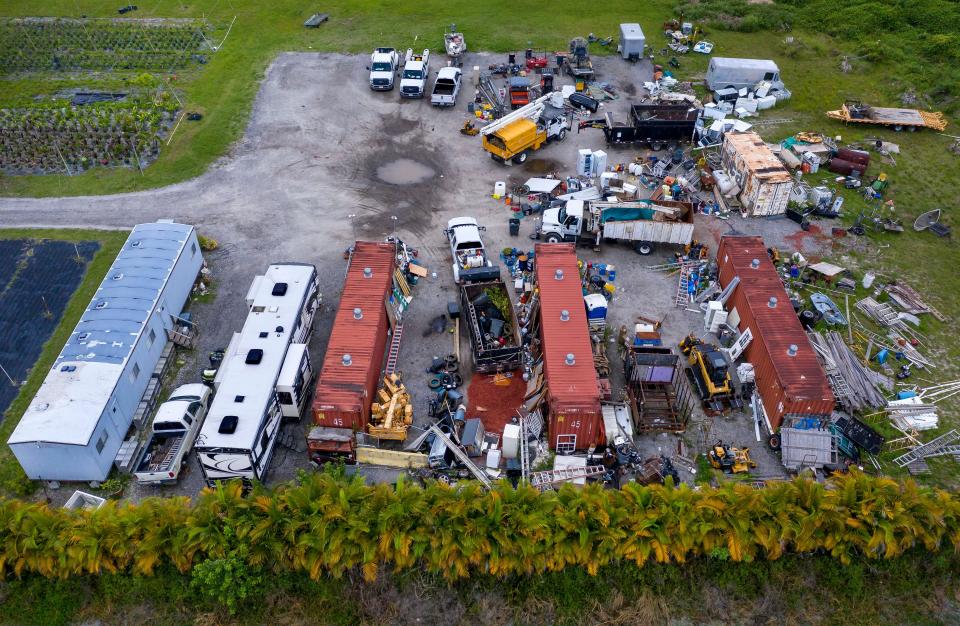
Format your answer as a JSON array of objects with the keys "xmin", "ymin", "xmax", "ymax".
[
  {"xmin": 706, "ymin": 57, "xmax": 785, "ymax": 92},
  {"xmin": 194, "ymin": 263, "xmax": 320, "ymax": 486},
  {"xmin": 618, "ymin": 23, "xmax": 645, "ymax": 61}
]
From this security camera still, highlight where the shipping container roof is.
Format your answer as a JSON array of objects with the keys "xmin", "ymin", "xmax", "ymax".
[
  {"xmin": 534, "ymin": 244, "xmax": 599, "ymax": 410},
  {"xmin": 717, "ymin": 236, "xmax": 833, "ymax": 403},
  {"xmin": 724, "ymin": 132, "xmax": 792, "ymax": 182},
  {"xmin": 312, "ymin": 241, "xmax": 396, "ymax": 416},
  {"xmin": 9, "ymin": 222, "xmax": 196, "ymax": 446}
]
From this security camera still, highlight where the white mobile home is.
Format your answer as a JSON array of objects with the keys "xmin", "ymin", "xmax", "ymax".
[
  {"xmin": 8, "ymin": 222, "xmax": 202, "ymax": 482},
  {"xmin": 194, "ymin": 263, "xmax": 319, "ymax": 486}
]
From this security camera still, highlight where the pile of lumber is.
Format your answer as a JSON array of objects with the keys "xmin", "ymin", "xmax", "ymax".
[
  {"xmin": 808, "ymin": 331, "xmax": 887, "ymax": 412},
  {"xmin": 369, "ymin": 373, "xmax": 413, "ymax": 441}
]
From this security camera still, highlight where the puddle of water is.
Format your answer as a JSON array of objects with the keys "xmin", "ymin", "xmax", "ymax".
[{"xmin": 376, "ymin": 158, "xmax": 436, "ymax": 185}]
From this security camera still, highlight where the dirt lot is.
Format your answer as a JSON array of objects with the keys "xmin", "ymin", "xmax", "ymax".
[{"xmin": 0, "ymin": 53, "xmax": 832, "ymax": 501}]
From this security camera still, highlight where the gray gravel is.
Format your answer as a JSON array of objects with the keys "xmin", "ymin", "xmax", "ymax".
[{"xmin": 1, "ymin": 52, "xmax": 832, "ymax": 502}]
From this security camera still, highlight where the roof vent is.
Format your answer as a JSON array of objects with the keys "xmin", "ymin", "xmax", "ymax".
[
  {"xmin": 131, "ymin": 240, "xmax": 142, "ymax": 248},
  {"xmin": 342, "ymin": 354, "xmax": 353, "ymax": 367},
  {"xmin": 560, "ymin": 309, "xmax": 570, "ymax": 322},
  {"xmin": 555, "ymin": 269, "xmax": 564, "ymax": 280},
  {"xmin": 111, "ymin": 272, "xmax": 124, "ymax": 280},
  {"xmin": 95, "ymin": 301, "xmax": 108, "ymax": 309},
  {"xmin": 78, "ymin": 332, "xmax": 90, "ymax": 343},
  {"xmin": 60, "ymin": 365, "xmax": 76, "ymax": 372},
  {"xmin": 245, "ymin": 349, "xmax": 263, "ymax": 364},
  {"xmin": 235, "ymin": 395, "xmax": 245, "ymax": 402},
  {"xmin": 751, "ymin": 259, "xmax": 760, "ymax": 269},
  {"xmin": 363, "ymin": 267, "xmax": 373, "ymax": 279},
  {"xmin": 565, "ymin": 353, "xmax": 576, "ymax": 366},
  {"xmin": 218, "ymin": 415, "xmax": 239, "ymax": 434},
  {"xmin": 787, "ymin": 344, "xmax": 798, "ymax": 357},
  {"xmin": 259, "ymin": 331, "xmax": 268, "ymax": 338},
  {"xmin": 353, "ymin": 307, "xmax": 363, "ymax": 320},
  {"xmin": 275, "ymin": 326, "xmax": 283, "ymax": 333},
  {"xmin": 768, "ymin": 297, "xmax": 778, "ymax": 308},
  {"xmin": 272, "ymin": 282, "xmax": 288, "ymax": 296}
]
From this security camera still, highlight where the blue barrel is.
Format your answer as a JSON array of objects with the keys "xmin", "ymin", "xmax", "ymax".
[{"xmin": 607, "ymin": 265, "xmax": 616, "ymax": 281}]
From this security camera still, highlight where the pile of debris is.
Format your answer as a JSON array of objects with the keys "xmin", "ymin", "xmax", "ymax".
[
  {"xmin": 886, "ymin": 380, "xmax": 960, "ymax": 431},
  {"xmin": 368, "ymin": 373, "xmax": 414, "ymax": 440},
  {"xmin": 808, "ymin": 331, "xmax": 888, "ymax": 413},
  {"xmin": 893, "ymin": 429, "xmax": 960, "ymax": 474}
]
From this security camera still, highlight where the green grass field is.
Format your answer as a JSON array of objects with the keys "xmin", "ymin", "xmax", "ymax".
[{"xmin": 0, "ymin": 228, "xmax": 128, "ymax": 496}]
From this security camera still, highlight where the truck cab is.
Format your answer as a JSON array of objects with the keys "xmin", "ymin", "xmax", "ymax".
[
  {"xmin": 368, "ymin": 47, "xmax": 399, "ymax": 90},
  {"xmin": 540, "ymin": 200, "xmax": 585, "ymax": 243},
  {"xmin": 482, "ymin": 112, "xmax": 568, "ymax": 165},
  {"xmin": 400, "ymin": 48, "xmax": 430, "ymax": 98}
]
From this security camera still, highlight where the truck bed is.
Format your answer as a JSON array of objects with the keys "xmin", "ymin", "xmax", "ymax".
[
  {"xmin": 460, "ymin": 280, "xmax": 522, "ymax": 373},
  {"xmin": 596, "ymin": 105, "xmax": 698, "ymax": 145},
  {"xmin": 596, "ymin": 200, "xmax": 696, "ymax": 245},
  {"xmin": 135, "ymin": 432, "xmax": 185, "ymax": 476}
]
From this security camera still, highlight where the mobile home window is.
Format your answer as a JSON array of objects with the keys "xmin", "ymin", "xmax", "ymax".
[
  {"xmin": 96, "ymin": 432, "xmax": 108, "ymax": 454},
  {"xmin": 129, "ymin": 363, "xmax": 141, "ymax": 384},
  {"xmin": 147, "ymin": 328, "xmax": 157, "ymax": 348},
  {"xmin": 191, "ymin": 242, "xmax": 198, "ymax": 256}
]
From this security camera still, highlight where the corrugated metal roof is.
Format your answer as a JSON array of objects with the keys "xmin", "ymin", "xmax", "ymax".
[
  {"xmin": 724, "ymin": 132, "xmax": 792, "ymax": 182},
  {"xmin": 717, "ymin": 236, "xmax": 834, "ymax": 403},
  {"xmin": 534, "ymin": 244, "xmax": 599, "ymax": 409},
  {"xmin": 9, "ymin": 222, "xmax": 195, "ymax": 446},
  {"xmin": 312, "ymin": 242, "xmax": 395, "ymax": 419}
]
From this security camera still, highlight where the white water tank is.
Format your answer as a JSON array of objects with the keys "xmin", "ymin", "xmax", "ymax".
[{"xmin": 493, "ymin": 181, "xmax": 506, "ymax": 198}]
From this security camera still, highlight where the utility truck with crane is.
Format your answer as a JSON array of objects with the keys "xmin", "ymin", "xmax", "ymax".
[
  {"xmin": 538, "ymin": 198, "xmax": 695, "ymax": 255},
  {"xmin": 400, "ymin": 49, "xmax": 430, "ymax": 98},
  {"xmin": 481, "ymin": 93, "xmax": 570, "ymax": 165}
]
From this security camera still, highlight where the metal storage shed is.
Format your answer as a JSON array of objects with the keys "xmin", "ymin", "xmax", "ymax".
[
  {"xmin": 721, "ymin": 132, "xmax": 794, "ymax": 217},
  {"xmin": 8, "ymin": 221, "xmax": 202, "ymax": 483}
]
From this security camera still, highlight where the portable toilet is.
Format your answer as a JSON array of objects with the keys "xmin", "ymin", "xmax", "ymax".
[
  {"xmin": 619, "ymin": 23, "xmax": 646, "ymax": 61},
  {"xmin": 584, "ymin": 293, "xmax": 608, "ymax": 330}
]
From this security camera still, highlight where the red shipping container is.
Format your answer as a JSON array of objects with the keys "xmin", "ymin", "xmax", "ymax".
[
  {"xmin": 312, "ymin": 241, "xmax": 396, "ymax": 431},
  {"xmin": 534, "ymin": 244, "xmax": 604, "ymax": 450},
  {"xmin": 717, "ymin": 237, "xmax": 834, "ymax": 430}
]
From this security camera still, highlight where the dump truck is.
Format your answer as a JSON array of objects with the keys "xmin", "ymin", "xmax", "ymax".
[
  {"xmin": 580, "ymin": 104, "xmax": 698, "ymax": 150},
  {"xmin": 825, "ymin": 101, "xmax": 947, "ymax": 132},
  {"xmin": 480, "ymin": 93, "xmax": 569, "ymax": 165},
  {"xmin": 134, "ymin": 384, "xmax": 211, "ymax": 485},
  {"xmin": 538, "ymin": 198, "xmax": 695, "ymax": 255},
  {"xmin": 459, "ymin": 269, "xmax": 522, "ymax": 373}
]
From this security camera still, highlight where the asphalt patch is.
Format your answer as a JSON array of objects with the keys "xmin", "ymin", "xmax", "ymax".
[{"xmin": 0, "ymin": 239, "xmax": 99, "ymax": 421}]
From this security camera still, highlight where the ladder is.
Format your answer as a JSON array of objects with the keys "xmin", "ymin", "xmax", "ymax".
[
  {"xmin": 384, "ymin": 323, "xmax": 404, "ymax": 375},
  {"xmin": 479, "ymin": 93, "xmax": 554, "ymax": 136},
  {"xmin": 519, "ymin": 415, "xmax": 530, "ymax": 483},
  {"xmin": 529, "ymin": 465, "xmax": 606, "ymax": 491},
  {"xmin": 428, "ymin": 425, "xmax": 492, "ymax": 489},
  {"xmin": 893, "ymin": 429, "xmax": 960, "ymax": 467},
  {"xmin": 158, "ymin": 437, "xmax": 183, "ymax": 471},
  {"xmin": 675, "ymin": 262, "xmax": 697, "ymax": 307}
]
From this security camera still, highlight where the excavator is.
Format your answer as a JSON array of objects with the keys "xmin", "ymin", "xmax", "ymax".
[
  {"xmin": 679, "ymin": 334, "xmax": 739, "ymax": 413},
  {"xmin": 708, "ymin": 441, "xmax": 756, "ymax": 474}
]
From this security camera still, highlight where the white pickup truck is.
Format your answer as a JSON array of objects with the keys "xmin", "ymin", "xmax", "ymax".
[
  {"xmin": 133, "ymin": 384, "xmax": 212, "ymax": 485},
  {"xmin": 431, "ymin": 66, "xmax": 462, "ymax": 107},
  {"xmin": 444, "ymin": 217, "xmax": 498, "ymax": 284},
  {"xmin": 400, "ymin": 48, "xmax": 430, "ymax": 98},
  {"xmin": 368, "ymin": 47, "xmax": 399, "ymax": 91}
]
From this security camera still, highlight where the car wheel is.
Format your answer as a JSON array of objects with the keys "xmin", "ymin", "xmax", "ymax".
[
  {"xmin": 557, "ymin": 129, "xmax": 567, "ymax": 141},
  {"xmin": 768, "ymin": 434, "xmax": 781, "ymax": 450},
  {"xmin": 513, "ymin": 151, "xmax": 529, "ymax": 165},
  {"xmin": 545, "ymin": 234, "xmax": 562, "ymax": 244}
]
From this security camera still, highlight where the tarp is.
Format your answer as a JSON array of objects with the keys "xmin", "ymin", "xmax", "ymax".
[{"xmin": 599, "ymin": 207, "xmax": 657, "ymax": 223}]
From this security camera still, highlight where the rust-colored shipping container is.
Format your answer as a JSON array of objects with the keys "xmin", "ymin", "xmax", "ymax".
[
  {"xmin": 716, "ymin": 236, "xmax": 834, "ymax": 430},
  {"xmin": 312, "ymin": 241, "xmax": 396, "ymax": 431},
  {"xmin": 534, "ymin": 244, "xmax": 604, "ymax": 450}
]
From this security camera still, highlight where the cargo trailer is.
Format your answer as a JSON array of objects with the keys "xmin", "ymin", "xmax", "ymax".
[
  {"xmin": 618, "ymin": 23, "xmax": 645, "ymax": 60},
  {"xmin": 580, "ymin": 104, "xmax": 698, "ymax": 150}
]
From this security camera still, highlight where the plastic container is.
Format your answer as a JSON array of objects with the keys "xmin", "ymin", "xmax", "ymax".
[
  {"xmin": 607, "ymin": 265, "xmax": 616, "ymax": 281},
  {"xmin": 509, "ymin": 218, "xmax": 520, "ymax": 237},
  {"xmin": 494, "ymin": 181, "xmax": 506, "ymax": 198}
]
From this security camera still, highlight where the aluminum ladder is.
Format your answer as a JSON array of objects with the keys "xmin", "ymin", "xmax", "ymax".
[
  {"xmin": 529, "ymin": 465, "xmax": 606, "ymax": 491},
  {"xmin": 158, "ymin": 437, "xmax": 183, "ymax": 471},
  {"xmin": 893, "ymin": 429, "xmax": 960, "ymax": 467},
  {"xmin": 519, "ymin": 415, "xmax": 530, "ymax": 483},
  {"xmin": 675, "ymin": 262, "xmax": 696, "ymax": 307},
  {"xmin": 384, "ymin": 323, "xmax": 404, "ymax": 375},
  {"xmin": 427, "ymin": 424, "xmax": 492, "ymax": 489}
]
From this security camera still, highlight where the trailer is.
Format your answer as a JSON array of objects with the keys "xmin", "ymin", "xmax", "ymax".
[
  {"xmin": 825, "ymin": 101, "xmax": 947, "ymax": 132},
  {"xmin": 459, "ymin": 272, "xmax": 522, "ymax": 374},
  {"xmin": 580, "ymin": 105, "xmax": 698, "ymax": 150},
  {"xmin": 539, "ymin": 198, "xmax": 695, "ymax": 255}
]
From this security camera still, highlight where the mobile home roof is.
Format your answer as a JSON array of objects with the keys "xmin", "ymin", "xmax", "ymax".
[
  {"xmin": 195, "ymin": 263, "xmax": 316, "ymax": 450},
  {"xmin": 8, "ymin": 222, "xmax": 195, "ymax": 446}
]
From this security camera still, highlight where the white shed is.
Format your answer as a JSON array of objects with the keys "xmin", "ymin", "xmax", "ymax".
[
  {"xmin": 619, "ymin": 23, "xmax": 646, "ymax": 61},
  {"xmin": 7, "ymin": 221, "xmax": 203, "ymax": 483}
]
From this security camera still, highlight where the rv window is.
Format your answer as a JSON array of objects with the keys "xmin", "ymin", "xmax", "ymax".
[
  {"xmin": 764, "ymin": 72, "xmax": 775, "ymax": 80},
  {"xmin": 183, "ymin": 414, "xmax": 193, "ymax": 425},
  {"xmin": 277, "ymin": 391, "xmax": 294, "ymax": 405},
  {"xmin": 219, "ymin": 415, "xmax": 239, "ymax": 434},
  {"xmin": 260, "ymin": 431, "xmax": 270, "ymax": 453}
]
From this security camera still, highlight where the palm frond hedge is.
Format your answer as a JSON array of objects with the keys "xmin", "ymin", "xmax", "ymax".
[{"xmin": 1, "ymin": 471, "xmax": 958, "ymax": 582}]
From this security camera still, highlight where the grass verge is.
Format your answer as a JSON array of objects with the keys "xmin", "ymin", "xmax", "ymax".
[{"xmin": 0, "ymin": 228, "xmax": 127, "ymax": 496}]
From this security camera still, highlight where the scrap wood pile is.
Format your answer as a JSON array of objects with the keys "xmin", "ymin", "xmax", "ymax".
[
  {"xmin": 808, "ymin": 331, "xmax": 887, "ymax": 412},
  {"xmin": 369, "ymin": 373, "xmax": 413, "ymax": 440}
]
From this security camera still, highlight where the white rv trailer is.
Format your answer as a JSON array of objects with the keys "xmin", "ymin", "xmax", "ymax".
[{"xmin": 194, "ymin": 263, "xmax": 319, "ymax": 486}]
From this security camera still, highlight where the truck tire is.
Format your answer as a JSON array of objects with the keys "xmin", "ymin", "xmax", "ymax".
[
  {"xmin": 545, "ymin": 234, "xmax": 562, "ymax": 244},
  {"xmin": 650, "ymin": 142, "xmax": 664, "ymax": 151},
  {"xmin": 513, "ymin": 151, "xmax": 529, "ymax": 165},
  {"xmin": 633, "ymin": 241, "xmax": 655, "ymax": 255},
  {"xmin": 557, "ymin": 129, "xmax": 567, "ymax": 141}
]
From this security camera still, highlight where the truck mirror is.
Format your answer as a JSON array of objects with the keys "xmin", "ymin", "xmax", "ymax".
[{"xmin": 365, "ymin": 66, "xmax": 370, "ymax": 70}]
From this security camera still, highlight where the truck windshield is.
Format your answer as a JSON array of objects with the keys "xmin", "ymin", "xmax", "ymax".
[
  {"xmin": 372, "ymin": 62, "xmax": 392, "ymax": 71},
  {"xmin": 557, "ymin": 206, "xmax": 567, "ymax": 222},
  {"xmin": 403, "ymin": 69, "xmax": 423, "ymax": 79}
]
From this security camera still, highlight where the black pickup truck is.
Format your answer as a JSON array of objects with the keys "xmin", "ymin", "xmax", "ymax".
[{"xmin": 580, "ymin": 104, "xmax": 698, "ymax": 150}]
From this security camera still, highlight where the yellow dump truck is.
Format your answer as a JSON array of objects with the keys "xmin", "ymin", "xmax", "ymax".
[{"xmin": 480, "ymin": 94, "xmax": 569, "ymax": 164}]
